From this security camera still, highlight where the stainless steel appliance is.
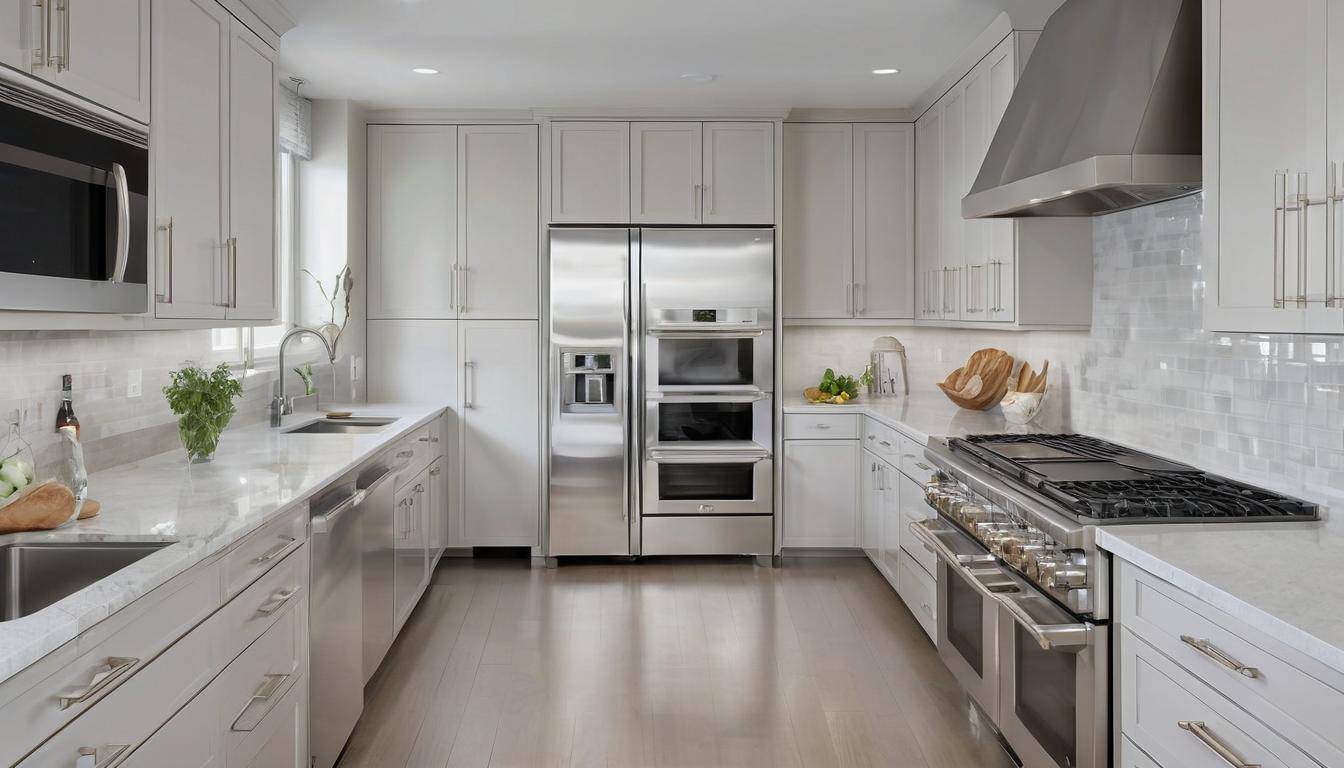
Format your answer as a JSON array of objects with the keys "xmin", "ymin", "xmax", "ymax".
[
  {"xmin": 910, "ymin": 433, "xmax": 1318, "ymax": 768},
  {"xmin": 0, "ymin": 85, "xmax": 148, "ymax": 313},
  {"xmin": 547, "ymin": 228, "xmax": 775, "ymax": 557},
  {"xmin": 962, "ymin": 0, "xmax": 1201, "ymax": 218},
  {"xmin": 360, "ymin": 458, "xmax": 401, "ymax": 683}
]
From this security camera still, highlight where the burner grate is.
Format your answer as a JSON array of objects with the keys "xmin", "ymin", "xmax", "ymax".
[{"xmin": 1048, "ymin": 475, "xmax": 1318, "ymax": 520}]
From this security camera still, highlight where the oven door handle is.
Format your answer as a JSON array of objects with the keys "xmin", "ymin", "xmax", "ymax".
[
  {"xmin": 646, "ymin": 448, "xmax": 770, "ymax": 464},
  {"xmin": 646, "ymin": 390, "xmax": 769, "ymax": 403},
  {"xmin": 647, "ymin": 328, "xmax": 766, "ymax": 339},
  {"xmin": 908, "ymin": 519, "xmax": 995, "ymax": 566},
  {"xmin": 109, "ymin": 162, "xmax": 131, "ymax": 284}
]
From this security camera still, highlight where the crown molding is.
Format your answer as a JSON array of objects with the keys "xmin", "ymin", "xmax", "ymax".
[{"xmin": 785, "ymin": 107, "xmax": 913, "ymax": 123}]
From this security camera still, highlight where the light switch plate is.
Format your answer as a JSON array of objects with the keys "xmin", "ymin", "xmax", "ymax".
[{"xmin": 127, "ymin": 369, "xmax": 142, "ymax": 398}]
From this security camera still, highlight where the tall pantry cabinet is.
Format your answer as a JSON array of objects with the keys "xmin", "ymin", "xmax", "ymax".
[{"xmin": 366, "ymin": 123, "xmax": 541, "ymax": 549}]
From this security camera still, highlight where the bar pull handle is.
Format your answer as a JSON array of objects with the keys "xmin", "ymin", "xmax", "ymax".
[
  {"xmin": 57, "ymin": 0, "xmax": 68, "ymax": 71},
  {"xmin": 109, "ymin": 163, "xmax": 130, "ymax": 284},
  {"xmin": 1177, "ymin": 721, "xmax": 1261, "ymax": 768},
  {"xmin": 156, "ymin": 217, "xmax": 174, "ymax": 303},
  {"xmin": 1179, "ymin": 635, "xmax": 1260, "ymax": 678},
  {"xmin": 1327, "ymin": 162, "xmax": 1339, "ymax": 308},
  {"xmin": 1274, "ymin": 170, "xmax": 1287, "ymax": 308},
  {"xmin": 252, "ymin": 536, "xmax": 296, "ymax": 564},
  {"xmin": 76, "ymin": 744, "xmax": 132, "ymax": 768},
  {"xmin": 1297, "ymin": 170, "xmax": 1309, "ymax": 305},
  {"xmin": 231, "ymin": 673, "xmax": 293, "ymax": 732},
  {"xmin": 59, "ymin": 657, "xmax": 139, "ymax": 710},
  {"xmin": 845, "ymin": 282, "xmax": 853, "ymax": 315},
  {"xmin": 256, "ymin": 586, "xmax": 301, "ymax": 615},
  {"xmin": 31, "ymin": 0, "xmax": 48, "ymax": 70},
  {"xmin": 228, "ymin": 237, "xmax": 238, "ymax": 308},
  {"xmin": 463, "ymin": 360, "xmax": 476, "ymax": 408}
]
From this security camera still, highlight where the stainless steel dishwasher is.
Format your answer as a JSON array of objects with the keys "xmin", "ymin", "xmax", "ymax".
[
  {"xmin": 360, "ymin": 457, "xmax": 401, "ymax": 683},
  {"xmin": 309, "ymin": 462, "xmax": 397, "ymax": 768}
]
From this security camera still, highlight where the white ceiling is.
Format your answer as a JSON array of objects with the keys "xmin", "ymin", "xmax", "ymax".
[{"xmin": 278, "ymin": 0, "xmax": 1064, "ymax": 111}]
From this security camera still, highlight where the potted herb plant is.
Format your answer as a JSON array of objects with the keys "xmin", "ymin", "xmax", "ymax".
[{"xmin": 163, "ymin": 363, "xmax": 244, "ymax": 463}]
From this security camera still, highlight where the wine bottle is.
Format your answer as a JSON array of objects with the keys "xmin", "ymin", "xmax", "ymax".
[{"xmin": 55, "ymin": 374, "xmax": 79, "ymax": 440}]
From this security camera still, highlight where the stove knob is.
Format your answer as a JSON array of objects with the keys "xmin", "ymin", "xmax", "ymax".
[
  {"xmin": 1050, "ymin": 569, "xmax": 1088, "ymax": 589},
  {"xmin": 1006, "ymin": 542, "xmax": 1047, "ymax": 569},
  {"xmin": 1024, "ymin": 551, "xmax": 1063, "ymax": 582},
  {"xmin": 958, "ymin": 504, "xmax": 990, "ymax": 525}
]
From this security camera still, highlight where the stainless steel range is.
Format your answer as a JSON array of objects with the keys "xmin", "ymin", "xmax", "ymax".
[{"xmin": 910, "ymin": 433, "xmax": 1318, "ymax": 768}]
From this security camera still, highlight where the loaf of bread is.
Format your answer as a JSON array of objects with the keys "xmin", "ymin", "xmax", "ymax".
[{"xmin": 0, "ymin": 480, "xmax": 77, "ymax": 533}]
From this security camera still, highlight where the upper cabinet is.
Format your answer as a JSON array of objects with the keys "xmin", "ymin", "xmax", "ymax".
[
  {"xmin": 368, "ymin": 123, "xmax": 540, "ymax": 321},
  {"xmin": 551, "ymin": 120, "xmax": 775, "ymax": 224},
  {"xmin": 2, "ymin": 0, "xmax": 151, "ymax": 123},
  {"xmin": 914, "ymin": 32, "xmax": 1092, "ymax": 330},
  {"xmin": 153, "ymin": 0, "xmax": 277, "ymax": 323},
  {"xmin": 783, "ymin": 122, "xmax": 912, "ymax": 320},
  {"xmin": 1204, "ymin": 0, "xmax": 1344, "ymax": 333},
  {"xmin": 550, "ymin": 121, "xmax": 630, "ymax": 223}
]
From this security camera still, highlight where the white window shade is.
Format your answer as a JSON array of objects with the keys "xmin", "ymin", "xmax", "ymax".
[{"xmin": 277, "ymin": 83, "xmax": 312, "ymax": 160}]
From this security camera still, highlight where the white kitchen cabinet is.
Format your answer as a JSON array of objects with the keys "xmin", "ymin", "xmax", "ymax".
[
  {"xmin": 367, "ymin": 125, "xmax": 459, "ymax": 319},
  {"xmin": 860, "ymin": 451, "xmax": 882, "ymax": 561},
  {"xmin": 427, "ymin": 456, "xmax": 447, "ymax": 555},
  {"xmin": 1204, "ymin": 0, "xmax": 1343, "ymax": 334},
  {"xmin": 630, "ymin": 122, "xmax": 702, "ymax": 224},
  {"xmin": 226, "ymin": 20, "xmax": 277, "ymax": 321},
  {"xmin": 939, "ymin": 86, "xmax": 965, "ymax": 322},
  {"xmin": 853, "ymin": 123, "xmax": 914, "ymax": 318},
  {"xmin": 0, "ymin": 2, "xmax": 26, "ymax": 70},
  {"xmin": 783, "ymin": 123, "xmax": 853, "ymax": 318},
  {"xmin": 393, "ymin": 474, "xmax": 429, "ymax": 630},
  {"xmin": 232, "ymin": 678, "xmax": 306, "ymax": 768},
  {"xmin": 458, "ymin": 320, "xmax": 540, "ymax": 546},
  {"xmin": 915, "ymin": 106, "xmax": 942, "ymax": 320},
  {"xmin": 122, "ymin": 683, "xmax": 223, "ymax": 768},
  {"xmin": 879, "ymin": 461, "xmax": 902, "ymax": 579},
  {"xmin": 152, "ymin": 0, "xmax": 229, "ymax": 320},
  {"xmin": 702, "ymin": 122, "xmax": 775, "ymax": 225},
  {"xmin": 366, "ymin": 319, "xmax": 459, "ymax": 404},
  {"xmin": 782, "ymin": 439, "xmax": 859, "ymax": 548},
  {"xmin": 458, "ymin": 124, "xmax": 539, "ymax": 319},
  {"xmin": 550, "ymin": 121, "xmax": 630, "ymax": 223}
]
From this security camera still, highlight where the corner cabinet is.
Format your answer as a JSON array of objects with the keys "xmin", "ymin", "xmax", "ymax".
[
  {"xmin": 913, "ymin": 32, "xmax": 1093, "ymax": 329},
  {"xmin": 153, "ymin": 0, "xmax": 277, "ymax": 322},
  {"xmin": 1203, "ymin": 0, "xmax": 1344, "ymax": 334},
  {"xmin": 783, "ymin": 122, "xmax": 913, "ymax": 319},
  {"xmin": 368, "ymin": 123, "xmax": 539, "ymax": 320},
  {"xmin": 551, "ymin": 120, "xmax": 774, "ymax": 224}
]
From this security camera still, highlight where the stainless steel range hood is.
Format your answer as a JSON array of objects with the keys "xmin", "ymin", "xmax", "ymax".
[{"xmin": 962, "ymin": 0, "xmax": 1201, "ymax": 219}]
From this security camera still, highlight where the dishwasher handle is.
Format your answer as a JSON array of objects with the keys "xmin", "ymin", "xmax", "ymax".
[{"xmin": 312, "ymin": 489, "xmax": 365, "ymax": 534}]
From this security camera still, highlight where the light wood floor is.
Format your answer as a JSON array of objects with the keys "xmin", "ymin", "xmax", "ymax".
[{"xmin": 337, "ymin": 556, "xmax": 1015, "ymax": 768}]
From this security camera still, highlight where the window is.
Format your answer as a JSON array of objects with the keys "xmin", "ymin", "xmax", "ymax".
[{"xmin": 251, "ymin": 150, "xmax": 297, "ymax": 359}]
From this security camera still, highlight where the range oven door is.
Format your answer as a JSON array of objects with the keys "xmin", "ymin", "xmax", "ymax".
[
  {"xmin": 643, "ymin": 447, "xmax": 772, "ymax": 516},
  {"xmin": 0, "ymin": 97, "xmax": 148, "ymax": 313},
  {"xmin": 997, "ymin": 591, "xmax": 1107, "ymax": 768},
  {"xmin": 645, "ymin": 390, "xmax": 772, "ymax": 447}
]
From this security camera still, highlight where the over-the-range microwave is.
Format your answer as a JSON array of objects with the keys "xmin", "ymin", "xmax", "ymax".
[{"xmin": 0, "ymin": 82, "xmax": 148, "ymax": 314}]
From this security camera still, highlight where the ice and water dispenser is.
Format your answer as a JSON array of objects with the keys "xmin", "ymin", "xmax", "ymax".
[{"xmin": 560, "ymin": 351, "xmax": 617, "ymax": 411}]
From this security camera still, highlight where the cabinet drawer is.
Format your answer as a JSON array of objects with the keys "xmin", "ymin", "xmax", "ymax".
[
  {"xmin": 1121, "ymin": 628, "xmax": 1316, "ymax": 768},
  {"xmin": 223, "ymin": 505, "xmax": 306, "ymax": 600},
  {"xmin": 895, "ymin": 548, "xmax": 936, "ymax": 642},
  {"xmin": 220, "ymin": 604, "xmax": 304, "ymax": 758},
  {"xmin": 897, "ymin": 472, "xmax": 936, "ymax": 574},
  {"xmin": 0, "ymin": 557, "xmax": 221, "ymax": 767},
  {"xmin": 1121, "ymin": 736, "xmax": 1162, "ymax": 768},
  {"xmin": 221, "ymin": 543, "xmax": 308, "ymax": 665},
  {"xmin": 897, "ymin": 433, "xmax": 933, "ymax": 482},
  {"xmin": 19, "ymin": 606, "xmax": 221, "ymax": 766},
  {"xmin": 1118, "ymin": 560, "xmax": 1344, "ymax": 765},
  {"xmin": 120, "ymin": 672, "xmax": 223, "ymax": 768},
  {"xmin": 784, "ymin": 413, "xmax": 859, "ymax": 439},
  {"xmin": 392, "ymin": 424, "xmax": 436, "ymax": 483},
  {"xmin": 862, "ymin": 418, "xmax": 899, "ymax": 459},
  {"xmin": 230, "ymin": 673, "xmax": 305, "ymax": 768}
]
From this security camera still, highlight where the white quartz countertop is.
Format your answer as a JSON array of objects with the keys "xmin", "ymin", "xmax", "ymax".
[
  {"xmin": 782, "ymin": 391, "xmax": 1064, "ymax": 443},
  {"xmin": 0, "ymin": 403, "xmax": 449, "ymax": 684},
  {"xmin": 1097, "ymin": 523, "xmax": 1344, "ymax": 677}
]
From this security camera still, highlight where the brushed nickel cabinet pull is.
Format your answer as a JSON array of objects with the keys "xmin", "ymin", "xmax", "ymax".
[
  {"xmin": 31, "ymin": 0, "xmax": 49, "ymax": 69},
  {"xmin": 256, "ymin": 586, "xmax": 300, "ymax": 615},
  {"xmin": 252, "ymin": 536, "xmax": 295, "ymax": 564},
  {"xmin": 1177, "ymin": 720, "xmax": 1260, "ymax": 768},
  {"xmin": 156, "ymin": 217, "xmax": 174, "ymax": 303},
  {"xmin": 1179, "ymin": 635, "xmax": 1259, "ymax": 678},
  {"xmin": 59, "ymin": 657, "xmax": 138, "ymax": 709},
  {"xmin": 76, "ymin": 744, "xmax": 131, "ymax": 768},
  {"xmin": 231, "ymin": 672, "xmax": 292, "ymax": 732}
]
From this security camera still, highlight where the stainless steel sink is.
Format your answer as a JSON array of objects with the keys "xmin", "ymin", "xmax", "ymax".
[
  {"xmin": 1, "ymin": 541, "xmax": 173, "ymax": 621},
  {"xmin": 284, "ymin": 417, "xmax": 397, "ymax": 435}
]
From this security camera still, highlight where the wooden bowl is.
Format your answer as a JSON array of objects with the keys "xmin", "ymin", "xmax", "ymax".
[{"xmin": 938, "ymin": 348, "xmax": 1015, "ymax": 410}]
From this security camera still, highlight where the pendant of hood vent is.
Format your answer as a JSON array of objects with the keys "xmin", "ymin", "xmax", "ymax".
[{"xmin": 962, "ymin": 0, "xmax": 1202, "ymax": 219}]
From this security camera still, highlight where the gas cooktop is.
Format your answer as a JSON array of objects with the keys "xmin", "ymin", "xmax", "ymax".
[{"xmin": 951, "ymin": 434, "xmax": 1320, "ymax": 522}]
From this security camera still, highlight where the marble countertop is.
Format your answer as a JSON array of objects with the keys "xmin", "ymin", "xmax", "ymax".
[
  {"xmin": 1097, "ymin": 523, "xmax": 1344, "ymax": 677},
  {"xmin": 781, "ymin": 390, "xmax": 1064, "ymax": 443},
  {"xmin": 0, "ymin": 403, "xmax": 449, "ymax": 684}
]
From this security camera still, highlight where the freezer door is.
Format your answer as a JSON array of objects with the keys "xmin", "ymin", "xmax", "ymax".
[{"xmin": 548, "ymin": 228, "xmax": 632, "ymax": 555}]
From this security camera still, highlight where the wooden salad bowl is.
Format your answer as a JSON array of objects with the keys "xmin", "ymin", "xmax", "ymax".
[{"xmin": 938, "ymin": 348, "xmax": 1015, "ymax": 410}]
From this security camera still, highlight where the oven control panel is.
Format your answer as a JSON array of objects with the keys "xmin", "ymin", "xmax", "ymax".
[{"xmin": 924, "ymin": 474, "xmax": 1092, "ymax": 616}]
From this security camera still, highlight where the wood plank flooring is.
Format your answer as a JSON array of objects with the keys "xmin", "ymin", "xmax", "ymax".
[{"xmin": 337, "ymin": 556, "xmax": 1015, "ymax": 768}]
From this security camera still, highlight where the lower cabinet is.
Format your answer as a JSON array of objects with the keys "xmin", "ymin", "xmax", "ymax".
[
  {"xmin": 123, "ymin": 681, "xmax": 224, "ymax": 768},
  {"xmin": 393, "ymin": 469, "xmax": 432, "ymax": 632},
  {"xmin": 782, "ymin": 439, "xmax": 859, "ymax": 548}
]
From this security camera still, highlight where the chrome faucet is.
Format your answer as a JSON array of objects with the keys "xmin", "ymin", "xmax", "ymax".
[{"xmin": 271, "ymin": 326, "xmax": 336, "ymax": 427}]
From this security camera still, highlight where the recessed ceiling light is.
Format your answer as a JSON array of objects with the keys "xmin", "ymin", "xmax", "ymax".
[
  {"xmin": 412, "ymin": 67, "xmax": 439, "ymax": 75},
  {"xmin": 871, "ymin": 68, "xmax": 900, "ymax": 75},
  {"xmin": 680, "ymin": 73, "xmax": 718, "ymax": 84}
]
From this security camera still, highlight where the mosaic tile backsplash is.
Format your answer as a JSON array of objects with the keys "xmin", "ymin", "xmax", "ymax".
[{"xmin": 785, "ymin": 193, "xmax": 1344, "ymax": 517}]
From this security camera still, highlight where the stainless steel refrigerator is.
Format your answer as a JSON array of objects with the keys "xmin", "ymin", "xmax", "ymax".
[{"xmin": 548, "ymin": 228, "xmax": 775, "ymax": 557}]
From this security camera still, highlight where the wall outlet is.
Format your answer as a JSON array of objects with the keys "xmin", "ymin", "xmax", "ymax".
[
  {"xmin": 127, "ymin": 369, "xmax": 142, "ymax": 398},
  {"xmin": 934, "ymin": 348, "xmax": 945, "ymax": 364}
]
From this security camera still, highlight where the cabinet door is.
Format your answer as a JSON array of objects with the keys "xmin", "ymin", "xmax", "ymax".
[
  {"xmin": 880, "ymin": 464, "xmax": 902, "ymax": 581},
  {"xmin": 232, "ymin": 677, "xmax": 307, "ymax": 768},
  {"xmin": 630, "ymin": 122, "xmax": 702, "ymax": 224},
  {"xmin": 122, "ymin": 685, "xmax": 222, "ymax": 768},
  {"xmin": 226, "ymin": 21, "xmax": 277, "ymax": 321},
  {"xmin": 860, "ymin": 452, "xmax": 881, "ymax": 562},
  {"xmin": 984, "ymin": 38, "xmax": 1018, "ymax": 323},
  {"xmin": 939, "ymin": 88, "xmax": 965, "ymax": 321},
  {"xmin": 152, "ymin": 0, "xmax": 229, "ymax": 320},
  {"xmin": 854, "ymin": 123, "xmax": 914, "ymax": 319},
  {"xmin": 783, "ymin": 123, "xmax": 853, "ymax": 318},
  {"xmin": 368, "ymin": 124, "xmax": 458, "ymax": 319},
  {"xmin": 915, "ymin": 107, "xmax": 942, "ymax": 320},
  {"xmin": 366, "ymin": 319, "xmax": 459, "ymax": 404},
  {"xmin": 782, "ymin": 439, "xmax": 858, "ymax": 548},
  {"xmin": 1209, "ymin": 0, "xmax": 1333, "ymax": 333},
  {"xmin": 460, "ymin": 320, "xmax": 540, "ymax": 546},
  {"xmin": 0, "ymin": 1, "xmax": 29, "ymax": 70},
  {"xmin": 550, "ymin": 121, "xmax": 630, "ymax": 223},
  {"xmin": 960, "ymin": 63, "xmax": 991, "ymax": 321},
  {"xmin": 458, "ymin": 124, "xmax": 539, "ymax": 319},
  {"xmin": 55, "ymin": 0, "xmax": 150, "ymax": 122},
  {"xmin": 702, "ymin": 122, "xmax": 774, "ymax": 224},
  {"xmin": 393, "ymin": 479, "xmax": 426, "ymax": 630},
  {"xmin": 427, "ymin": 456, "xmax": 447, "ymax": 554},
  {"xmin": 414, "ymin": 476, "xmax": 432, "ymax": 584}
]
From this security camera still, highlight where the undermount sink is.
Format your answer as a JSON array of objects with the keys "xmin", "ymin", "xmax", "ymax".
[
  {"xmin": 284, "ymin": 417, "xmax": 397, "ymax": 435},
  {"xmin": 0, "ymin": 541, "xmax": 174, "ymax": 621}
]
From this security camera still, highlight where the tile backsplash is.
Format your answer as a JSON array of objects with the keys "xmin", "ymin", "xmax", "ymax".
[{"xmin": 785, "ymin": 193, "xmax": 1344, "ymax": 515}]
